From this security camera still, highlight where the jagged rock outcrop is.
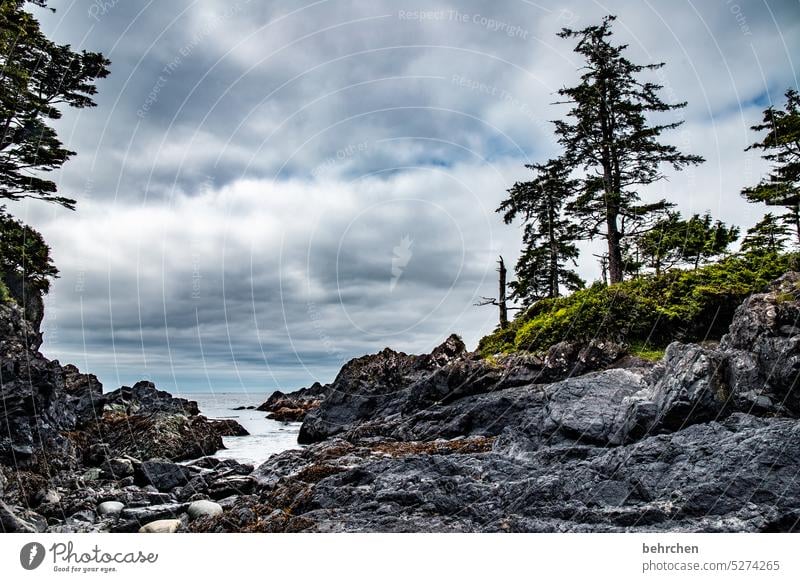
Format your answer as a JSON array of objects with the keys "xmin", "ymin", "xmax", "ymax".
[
  {"xmin": 0, "ymin": 299, "xmax": 249, "ymax": 532},
  {"xmin": 299, "ymin": 335, "xmax": 631, "ymax": 444},
  {"xmin": 721, "ymin": 272, "xmax": 800, "ymax": 414},
  {"xmin": 0, "ymin": 303, "xmax": 79, "ymax": 468},
  {"xmin": 257, "ymin": 381, "xmax": 327, "ymax": 422},
  {"xmin": 190, "ymin": 273, "xmax": 800, "ymax": 533}
]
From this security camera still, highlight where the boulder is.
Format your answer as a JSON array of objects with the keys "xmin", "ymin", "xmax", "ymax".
[
  {"xmin": 96, "ymin": 501, "xmax": 124, "ymax": 517},
  {"xmin": 102, "ymin": 457, "xmax": 135, "ymax": 479},
  {"xmin": 542, "ymin": 368, "xmax": 646, "ymax": 444},
  {"xmin": 120, "ymin": 502, "xmax": 189, "ymax": 524},
  {"xmin": 136, "ymin": 459, "xmax": 192, "ymax": 491},
  {"xmin": 720, "ymin": 272, "xmax": 800, "ymax": 414},
  {"xmin": 209, "ymin": 419, "xmax": 250, "ymax": 436},
  {"xmin": 0, "ymin": 500, "xmax": 37, "ymax": 533},
  {"xmin": 649, "ymin": 344, "xmax": 731, "ymax": 430},
  {"xmin": 138, "ymin": 519, "xmax": 182, "ymax": 533},
  {"xmin": 187, "ymin": 500, "xmax": 223, "ymax": 520}
]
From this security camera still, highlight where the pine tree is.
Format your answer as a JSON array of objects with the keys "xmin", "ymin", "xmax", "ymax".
[
  {"xmin": 554, "ymin": 15, "xmax": 704, "ymax": 284},
  {"xmin": 634, "ymin": 211, "xmax": 683, "ymax": 276},
  {"xmin": 0, "ymin": 1, "xmax": 110, "ymax": 209},
  {"xmin": 635, "ymin": 212, "xmax": 738, "ymax": 274},
  {"xmin": 741, "ymin": 89, "xmax": 800, "ymax": 244},
  {"xmin": 741, "ymin": 213, "xmax": 790, "ymax": 255},
  {"xmin": 679, "ymin": 213, "xmax": 739, "ymax": 269},
  {"xmin": 498, "ymin": 160, "xmax": 584, "ymax": 305}
]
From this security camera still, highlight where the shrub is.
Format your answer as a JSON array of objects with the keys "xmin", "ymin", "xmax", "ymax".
[
  {"xmin": 0, "ymin": 207, "xmax": 58, "ymax": 296},
  {"xmin": 478, "ymin": 252, "xmax": 796, "ymax": 357},
  {"xmin": 0, "ymin": 277, "xmax": 10, "ymax": 304}
]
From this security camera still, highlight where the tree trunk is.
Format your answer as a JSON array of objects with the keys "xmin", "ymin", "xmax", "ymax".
[
  {"xmin": 599, "ymin": 77, "xmax": 623, "ymax": 285},
  {"xmin": 606, "ymin": 212, "xmax": 624, "ymax": 284},
  {"xmin": 794, "ymin": 205, "xmax": 800, "ymax": 247},
  {"xmin": 548, "ymin": 195, "xmax": 559, "ymax": 298},
  {"xmin": 498, "ymin": 256, "xmax": 508, "ymax": 330}
]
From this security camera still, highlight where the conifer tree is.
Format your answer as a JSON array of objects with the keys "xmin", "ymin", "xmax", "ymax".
[
  {"xmin": 498, "ymin": 160, "xmax": 583, "ymax": 305},
  {"xmin": 635, "ymin": 212, "xmax": 738, "ymax": 274},
  {"xmin": 554, "ymin": 15, "xmax": 704, "ymax": 283},
  {"xmin": 741, "ymin": 89, "xmax": 800, "ymax": 245},
  {"xmin": 0, "ymin": 0, "xmax": 110, "ymax": 209},
  {"xmin": 741, "ymin": 213, "xmax": 790, "ymax": 255}
]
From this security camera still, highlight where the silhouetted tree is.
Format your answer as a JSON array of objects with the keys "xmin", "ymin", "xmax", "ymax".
[
  {"xmin": 0, "ymin": 0, "xmax": 110, "ymax": 209},
  {"xmin": 741, "ymin": 213, "xmax": 790, "ymax": 255},
  {"xmin": 498, "ymin": 160, "xmax": 583, "ymax": 305},
  {"xmin": 476, "ymin": 256, "xmax": 519, "ymax": 329},
  {"xmin": 741, "ymin": 89, "xmax": 800, "ymax": 245},
  {"xmin": 555, "ymin": 15, "xmax": 704, "ymax": 284}
]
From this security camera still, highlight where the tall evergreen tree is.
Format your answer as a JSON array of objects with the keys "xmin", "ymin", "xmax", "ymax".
[
  {"xmin": 554, "ymin": 15, "xmax": 704, "ymax": 284},
  {"xmin": 0, "ymin": 0, "xmax": 110, "ymax": 209},
  {"xmin": 741, "ymin": 213, "xmax": 790, "ymax": 255},
  {"xmin": 741, "ymin": 89, "xmax": 800, "ymax": 244},
  {"xmin": 498, "ymin": 160, "xmax": 583, "ymax": 305}
]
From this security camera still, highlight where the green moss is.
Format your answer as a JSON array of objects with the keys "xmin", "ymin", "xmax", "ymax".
[
  {"xmin": 479, "ymin": 252, "xmax": 797, "ymax": 358},
  {"xmin": 629, "ymin": 342, "xmax": 666, "ymax": 362}
]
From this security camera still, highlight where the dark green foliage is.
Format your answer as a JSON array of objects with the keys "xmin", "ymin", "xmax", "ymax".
[
  {"xmin": 741, "ymin": 89, "xmax": 800, "ymax": 244},
  {"xmin": 498, "ymin": 160, "xmax": 584, "ymax": 305},
  {"xmin": 0, "ymin": 278, "xmax": 9, "ymax": 303},
  {"xmin": 633, "ymin": 211, "xmax": 739, "ymax": 274},
  {"xmin": 742, "ymin": 213, "xmax": 790, "ymax": 255},
  {"xmin": 0, "ymin": 0, "xmax": 110, "ymax": 209},
  {"xmin": 554, "ymin": 15, "xmax": 704, "ymax": 283},
  {"xmin": 478, "ymin": 252, "xmax": 796, "ymax": 356},
  {"xmin": 0, "ymin": 207, "xmax": 57, "ymax": 296}
]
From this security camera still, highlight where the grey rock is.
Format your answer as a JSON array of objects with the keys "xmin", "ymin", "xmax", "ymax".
[
  {"xmin": 207, "ymin": 475, "xmax": 256, "ymax": 499},
  {"xmin": 542, "ymin": 368, "xmax": 646, "ymax": 444},
  {"xmin": 139, "ymin": 518, "xmax": 182, "ymax": 533},
  {"xmin": 136, "ymin": 459, "xmax": 192, "ymax": 492},
  {"xmin": 97, "ymin": 501, "xmax": 125, "ymax": 517},
  {"xmin": 102, "ymin": 457, "xmax": 135, "ymax": 479},
  {"xmin": 187, "ymin": 500, "xmax": 223, "ymax": 520},
  {"xmin": 119, "ymin": 502, "xmax": 189, "ymax": 525},
  {"xmin": 82, "ymin": 467, "xmax": 103, "ymax": 482},
  {"xmin": 0, "ymin": 500, "xmax": 37, "ymax": 533}
]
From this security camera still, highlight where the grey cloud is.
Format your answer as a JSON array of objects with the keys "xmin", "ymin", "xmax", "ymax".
[{"xmin": 12, "ymin": 0, "xmax": 799, "ymax": 393}]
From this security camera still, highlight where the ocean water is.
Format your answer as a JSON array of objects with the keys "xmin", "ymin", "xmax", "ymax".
[{"xmin": 179, "ymin": 392, "xmax": 302, "ymax": 467}]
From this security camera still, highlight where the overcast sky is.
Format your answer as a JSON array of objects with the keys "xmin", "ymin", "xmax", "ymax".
[{"xmin": 11, "ymin": 0, "xmax": 800, "ymax": 397}]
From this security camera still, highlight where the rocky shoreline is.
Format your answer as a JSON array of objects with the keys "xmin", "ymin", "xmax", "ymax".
[{"xmin": 3, "ymin": 274, "xmax": 800, "ymax": 532}]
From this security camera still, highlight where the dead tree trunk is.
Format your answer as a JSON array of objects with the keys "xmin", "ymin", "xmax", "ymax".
[
  {"xmin": 475, "ymin": 255, "xmax": 514, "ymax": 330},
  {"xmin": 498, "ymin": 256, "xmax": 508, "ymax": 330}
]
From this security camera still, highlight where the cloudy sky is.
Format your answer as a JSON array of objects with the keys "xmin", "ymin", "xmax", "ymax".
[{"xmin": 12, "ymin": 0, "xmax": 800, "ymax": 396}]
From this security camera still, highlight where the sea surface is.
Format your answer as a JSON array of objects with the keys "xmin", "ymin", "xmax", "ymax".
[{"xmin": 180, "ymin": 392, "xmax": 302, "ymax": 467}]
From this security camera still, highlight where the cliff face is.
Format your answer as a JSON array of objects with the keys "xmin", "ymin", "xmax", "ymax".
[
  {"xmin": 0, "ymin": 299, "xmax": 248, "ymax": 533},
  {"xmin": 195, "ymin": 273, "xmax": 800, "ymax": 533},
  {"xmin": 0, "ymin": 301, "xmax": 82, "ymax": 469}
]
